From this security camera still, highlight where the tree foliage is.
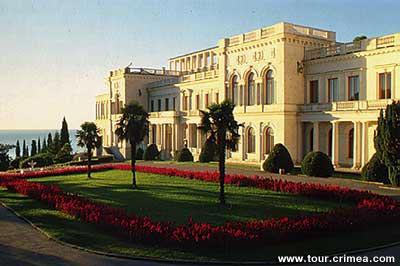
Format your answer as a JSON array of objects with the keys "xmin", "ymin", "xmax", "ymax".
[
  {"xmin": 115, "ymin": 101, "xmax": 149, "ymax": 189},
  {"xmin": 0, "ymin": 144, "xmax": 13, "ymax": 171},
  {"xmin": 374, "ymin": 101, "xmax": 400, "ymax": 186},
  {"xmin": 198, "ymin": 100, "xmax": 241, "ymax": 205},
  {"xmin": 60, "ymin": 117, "xmax": 70, "ymax": 146},
  {"xmin": 15, "ymin": 140, "xmax": 21, "ymax": 158}
]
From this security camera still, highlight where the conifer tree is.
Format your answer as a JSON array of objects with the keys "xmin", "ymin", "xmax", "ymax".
[
  {"xmin": 60, "ymin": 117, "xmax": 70, "ymax": 146},
  {"xmin": 374, "ymin": 101, "xmax": 400, "ymax": 186},
  {"xmin": 42, "ymin": 138, "xmax": 47, "ymax": 151},
  {"xmin": 31, "ymin": 140, "xmax": 37, "ymax": 156},
  {"xmin": 53, "ymin": 132, "xmax": 61, "ymax": 154},
  {"xmin": 15, "ymin": 140, "xmax": 21, "ymax": 158},
  {"xmin": 47, "ymin": 133, "xmax": 53, "ymax": 148},
  {"xmin": 22, "ymin": 140, "xmax": 28, "ymax": 157}
]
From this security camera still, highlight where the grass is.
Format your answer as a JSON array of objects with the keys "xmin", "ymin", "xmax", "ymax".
[
  {"xmin": 1, "ymin": 177, "xmax": 400, "ymax": 261},
  {"xmin": 30, "ymin": 170, "xmax": 345, "ymax": 225}
]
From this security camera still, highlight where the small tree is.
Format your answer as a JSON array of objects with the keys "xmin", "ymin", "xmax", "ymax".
[
  {"xmin": 15, "ymin": 140, "xmax": 21, "ymax": 158},
  {"xmin": 199, "ymin": 100, "xmax": 241, "ymax": 205},
  {"xmin": 353, "ymin": 35, "xmax": 367, "ymax": 42},
  {"xmin": 53, "ymin": 132, "xmax": 61, "ymax": 154},
  {"xmin": 42, "ymin": 137, "xmax": 47, "ymax": 151},
  {"xmin": 38, "ymin": 138, "xmax": 41, "ymax": 153},
  {"xmin": 115, "ymin": 101, "xmax": 149, "ymax": 189},
  {"xmin": 0, "ymin": 144, "xmax": 13, "ymax": 171},
  {"xmin": 374, "ymin": 101, "xmax": 400, "ymax": 186},
  {"xmin": 60, "ymin": 117, "xmax": 70, "ymax": 146},
  {"xmin": 22, "ymin": 140, "xmax": 29, "ymax": 157},
  {"xmin": 47, "ymin": 133, "xmax": 53, "ymax": 148},
  {"xmin": 31, "ymin": 140, "xmax": 37, "ymax": 156},
  {"xmin": 76, "ymin": 122, "xmax": 102, "ymax": 178}
]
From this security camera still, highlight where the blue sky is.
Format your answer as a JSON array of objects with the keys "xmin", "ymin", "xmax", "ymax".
[{"xmin": 0, "ymin": 0, "xmax": 399, "ymax": 129}]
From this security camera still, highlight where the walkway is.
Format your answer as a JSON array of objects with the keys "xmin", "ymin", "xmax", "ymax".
[{"xmin": 136, "ymin": 161, "xmax": 400, "ymax": 198}]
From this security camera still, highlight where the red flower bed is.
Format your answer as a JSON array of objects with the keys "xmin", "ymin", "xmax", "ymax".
[{"xmin": 1, "ymin": 164, "xmax": 399, "ymax": 249}]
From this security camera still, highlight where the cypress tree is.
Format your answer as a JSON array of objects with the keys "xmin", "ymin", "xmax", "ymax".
[
  {"xmin": 38, "ymin": 138, "xmax": 41, "ymax": 153},
  {"xmin": 47, "ymin": 133, "xmax": 53, "ymax": 148},
  {"xmin": 42, "ymin": 137, "xmax": 47, "ymax": 151},
  {"xmin": 374, "ymin": 101, "xmax": 400, "ymax": 186},
  {"xmin": 31, "ymin": 140, "xmax": 37, "ymax": 156},
  {"xmin": 22, "ymin": 140, "xmax": 28, "ymax": 157},
  {"xmin": 60, "ymin": 117, "xmax": 70, "ymax": 146},
  {"xmin": 15, "ymin": 140, "xmax": 21, "ymax": 158},
  {"xmin": 53, "ymin": 132, "xmax": 61, "ymax": 154}
]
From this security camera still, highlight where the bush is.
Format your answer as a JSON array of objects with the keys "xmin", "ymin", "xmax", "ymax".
[
  {"xmin": 199, "ymin": 139, "xmax": 217, "ymax": 163},
  {"xmin": 301, "ymin": 151, "xmax": 334, "ymax": 177},
  {"xmin": 135, "ymin": 147, "xmax": 144, "ymax": 160},
  {"xmin": 54, "ymin": 143, "xmax": 73, "ymax": 164},
  {"xmin": 143, "ymin": 144, "xmax": 159, "ymax": 161},
  {"xmin": 10, "ymin": 157, "xmax": 22, "ymax": 169},
  {"xmin": 20, "ymin": 153, "xmax": 54, "ymax": 168},
  {"xmin": 361, "ymin": 153, "xmax": 390, "ymax": 184},
  {"xmin": 262, "ymin": 143, "xmax": 294, "ymax": 174},
  {"xmin": 176, "ymin": 148, "xmax": 194, "ymax": 162}
]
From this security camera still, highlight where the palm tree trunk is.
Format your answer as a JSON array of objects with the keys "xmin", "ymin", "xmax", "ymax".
[
  {"xmin": 87, "ymin": 148, "xmax": 92, "ymax": 178},
  {"xmin": 217, "ymin": 131, "xmax": 226, "ymax": 205},
  {"xmin": 131, "ymin": 140, "xmax": 137, "ymax": 189}
]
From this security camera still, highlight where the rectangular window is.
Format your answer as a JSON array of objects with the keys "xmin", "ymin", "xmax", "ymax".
[
  {"xmin": 205, "ymin": 94, "xmax": 209, "ymax": 107},
  {"xmin": 183, "ymin": 96, "xmax": 189, "ymax": 111},
  {"xmin": 195, "ymin": 95, "xmax": 200, "ymax": 110},
  {"xmin": 150, "ymin": 100, "xmax": 154, "ymax": 112},
  {"xmin": 309, "ymin": 80, "xmax": 319, "ymax": 103},
  {"xmin": 348, "ymin": 76, "xmax": 360, "ymax": 101},
  {"xmin": 215, "ymin": 92, "xmax": 219, "ymax": 104},
  {"xmin": 165, "ymin": 98, "xmax": 169, "ymax": 111},
  {"xmin": 378, "ymin": 72, "xmax": 391, "ymax": 99},
  {"xmin": 157, "ymin": 99, "xmax": 161, "ymax": 111},
  {"xmin": 173, "ymin": 97, "xmax": 176, "ymax": 111},
  {"xmin": 328, "ymin": 78, "xmax": 338, "ymax": 102}
]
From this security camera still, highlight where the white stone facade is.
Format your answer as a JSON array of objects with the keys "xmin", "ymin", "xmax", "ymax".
[{"xmin": 95, "ymin": 22, "xmax": 400, "ymax": 170}]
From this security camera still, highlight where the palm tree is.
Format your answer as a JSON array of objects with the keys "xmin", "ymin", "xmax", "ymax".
[
  {"xmin": 115, "ymin": 101, "xmax": 149, "ymax": 189},
  {"xmin": 198, "ymin": 100, "xmax": 241, "ymax": 205},
  {"xmin": 76, "ymin": 122, "xmax": 102, "ymax": 178}
]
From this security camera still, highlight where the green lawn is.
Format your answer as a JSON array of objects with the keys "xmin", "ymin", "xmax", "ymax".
[
  {"xmin": 30, "ymin": 170, "xmax": 345, "ymax": 225},
  {"xmin": 1, "ymin": 172, "xmax": 400, "ymax": 261}
]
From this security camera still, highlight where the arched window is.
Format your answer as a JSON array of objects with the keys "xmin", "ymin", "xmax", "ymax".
[
  {"xmin": 265, "ymin": 70, "xmax": 274, "ymax": 104},
  {"xmin": 348, "ymin": 128, "xmax": 354, "ymax": 159},
  {"xmin": 247, "ymin": 73, "xmax": 255, "ymax": 106},
  {"xmin": 264, "ymin": 127, "xmax": 274, "ymax": 155},
  {"xmin": 247, "ymin": 127, "xmax": 256, "ymax": 153},
  {"xmin": 231, "ymin": 75, "xmax": 238, "ymax": 105}
]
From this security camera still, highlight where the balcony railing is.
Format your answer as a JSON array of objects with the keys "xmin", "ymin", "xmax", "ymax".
[{"xmin": 300, "ymin": 99, "xmax": 393, "ymax": 112}]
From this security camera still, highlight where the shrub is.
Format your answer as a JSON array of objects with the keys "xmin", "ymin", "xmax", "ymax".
[
  {"xmin": 176, "ymin": 148, "xmax": 194, "ymax": 162},
  {"xmin": 135, "ymin": 147, "xmax": 144, "ymax": 160},
  {"xmin": 199, "ymin": 139, "xmax": 217, "ymax": 163},
  {"xmin": 301, "ymin": 151, "xmax": 334, "ymax": 177},
  {"xmin": 143, "ymin": 144, "xmax": 159, "ymax": 161},
  {"xmin": 262, "ymin": 143, "xmax": 294, "ymax": 173},
  {"xmin": 20, "ymin": 153, "xmax": 54, "ymax": 168},
  {"xmin": 10, "ymin": 157, "xmax": 22, "ymax": 169},
  {"xmin": 54, "ymin": 143, "xmax": 73, "ymax": 164},
  {"xmin": 361, "ymin": 153, "xmax": 390, "ymax": 184}
]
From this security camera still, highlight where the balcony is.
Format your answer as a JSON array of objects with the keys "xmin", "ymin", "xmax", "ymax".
[
  {"xmin": 305, "ymin": 33, "xmax": 399, "ymax": 61},
  {"xmin": 149, "ymin": 111, "xmax": 181, "ymax": 119},
  {"xmin": 180, "ymin": 64, "xmax": 219, "ymax": 83},
  {"xmin": 300, "ymin": 99, "xmax": 393, "ymax": 112}
]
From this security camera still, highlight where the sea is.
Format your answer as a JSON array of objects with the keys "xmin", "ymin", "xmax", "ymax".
[{"xmin": 0, "ymin": 130, "xmax": 84, "ymax": 159}]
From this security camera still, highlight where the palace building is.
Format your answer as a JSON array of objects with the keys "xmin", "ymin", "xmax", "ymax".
[{"xmin": 95, "ymin": 22, "xmax": 400, "ymax": 170}]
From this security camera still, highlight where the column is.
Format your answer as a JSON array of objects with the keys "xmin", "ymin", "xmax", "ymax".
[
  {"xmin": 331, "ymin": 121, "xmax": 339, "ymax": 167},
  {"xmin": 240, "ymin": 127, "xmax": 245, "ymax": 160},
  {"xmin": 353, "ymin": 121, "xmax": 361, "ymax": 169},
  {"xmin": 257, "ymin": 125, "xmax": 263, "ymax": 162},
  {"xmin": 203, "ymin": 52, "xmax": 207, "ymax": 67},
  {"xmin": 196, "ymin": 125, "xmax": 202, "ymax": 151},
  {"xmin": 313, "ymin": 122, "xmax": 320, "ymax": 151},
  {"xmin": 361, "ymin": 121, "xmax": 368, "ymax": 167}
]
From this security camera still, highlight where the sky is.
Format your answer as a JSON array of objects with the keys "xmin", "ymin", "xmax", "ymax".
[{"xmin": 0, "ymin": 0, "xmax": 399, "ymax": 130}]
